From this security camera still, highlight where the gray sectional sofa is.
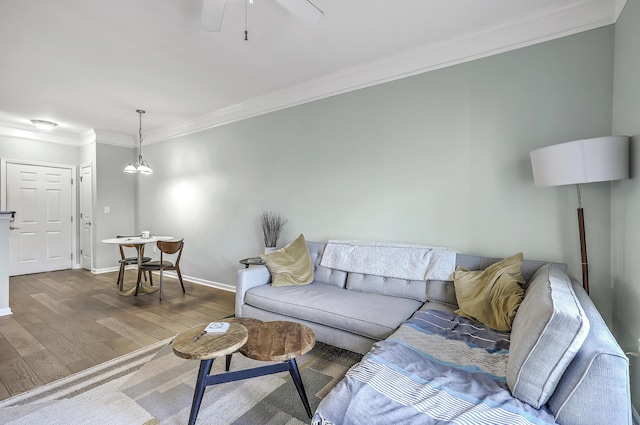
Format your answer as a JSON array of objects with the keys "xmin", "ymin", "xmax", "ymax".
[{"xmin": 235, "ymin": 241, "xmax": 631, "ymax": 424}]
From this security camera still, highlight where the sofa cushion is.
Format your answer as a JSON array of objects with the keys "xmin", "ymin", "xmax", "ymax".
[
  {"xmin": 244, "ymin": 283, "xmax": 423, "ymax": 340},
  {"xmin": 453, "ymin": 252, "xmax": 525, "ymax": 331},
  {"xmin": 507, "ymin": 264, "xmax": 590, "ymax": 409},
  {"xmin": 425, "ymin": 279, "xmax": 458, "ymax": 307},
  {"xmin": 313, "ymin": 266, "xmax": 348, "ymax": 288},
  {"xmin": 261, "ymin": 233, "xmax": 313, "ymax": 287},
  {"xmin": 306, "ymin": 241, "xmax": 326, "ymax": 269},
  {"xmin": 346, "ymin": 273, "xmax": 427, "ymax": 302}
]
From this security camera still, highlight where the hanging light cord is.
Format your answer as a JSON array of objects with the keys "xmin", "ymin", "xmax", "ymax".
[
  {"xmin": 244, "ymin": 0, "xmax": 249, "ymax": 40},
  {"xmin": 137, "ymin": 109, "xmax": 145, "ymax": 160}
]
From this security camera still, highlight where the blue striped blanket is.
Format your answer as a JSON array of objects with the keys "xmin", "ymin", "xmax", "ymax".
[{"xmin": 312, "ymin": 309, "xmax": 557, "ymax": 425}]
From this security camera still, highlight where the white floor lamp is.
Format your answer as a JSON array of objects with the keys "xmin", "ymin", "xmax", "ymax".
[{"xmin": 530, "ymin": 136, "xmax": 630, "ymax": 294}]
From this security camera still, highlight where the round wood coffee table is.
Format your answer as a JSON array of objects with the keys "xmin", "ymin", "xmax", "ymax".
[
  {"xmin": 173, "ymin": 319, "xmax": 316, "ymax": 425},
  {"xmin": 173, "ymin": 323, "xmax": 248, "ymax": 425},
  {"xmin": 172, "ymin": 322, "xmax": 248, "ymax": 360},
  {"xmin": 240, "ymin": 320, "xmax": 315, "ymax": 361}
]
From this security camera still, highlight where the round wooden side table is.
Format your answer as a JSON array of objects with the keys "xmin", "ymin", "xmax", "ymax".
[
  {"xmin": 238, "ymin": 320, "xmax": 316, "ymax": 418},
  {"xmin": 172, "ymin": 323, "xmax": 248, "ymax": 425},
  {"xmin": 238, "ymin": 257, "xmax": 264, "ymax": 268}
]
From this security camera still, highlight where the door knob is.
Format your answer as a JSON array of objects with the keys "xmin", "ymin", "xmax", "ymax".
[
  {"xmin": 87, "ymin": 222, "xmax": 92, "ymax": 226},
  {"xmin": 9, "ymin": 226, "xmax": 20, "ymax": 230}
]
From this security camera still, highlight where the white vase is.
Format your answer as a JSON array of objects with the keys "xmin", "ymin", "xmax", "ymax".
[{"xmin": 264, "ymin": 247, "xmax": 277, "ymax": 254}]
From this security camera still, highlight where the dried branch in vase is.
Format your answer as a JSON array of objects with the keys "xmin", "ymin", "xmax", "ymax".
[{"xmin": 260, "ymin": 211, "xmax": 287, "ymax": 248}]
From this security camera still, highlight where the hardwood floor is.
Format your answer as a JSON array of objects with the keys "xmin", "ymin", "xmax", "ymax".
[{"xmin": 0, "ymin": 268, "xmax": 235, "ymax": 401}]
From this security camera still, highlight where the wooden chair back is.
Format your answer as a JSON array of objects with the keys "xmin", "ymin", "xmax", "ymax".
[
  {"xmin": 117, "ymin": 235, "xmax": 141, "ymax": 259},
  {"xmin": 158, "ymin": 239, "xmax": 184, "ymax": 265}
]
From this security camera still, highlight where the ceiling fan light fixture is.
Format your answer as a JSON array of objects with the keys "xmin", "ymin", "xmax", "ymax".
[
  {"xmin": 201, "ymin": 0, "xmax": 226, "ymax": 32},
  {"xmin": 31, "ymin": 119, "xmax": 58, "ymax": 131},
  {"xmin": 275, "ymin": 0, "xmax": 323, "ymax": 24}
]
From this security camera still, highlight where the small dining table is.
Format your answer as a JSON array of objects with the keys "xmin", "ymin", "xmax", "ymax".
[{"xmin": 101, "ymin": 235, "xmax": 173, "ymax": 296}]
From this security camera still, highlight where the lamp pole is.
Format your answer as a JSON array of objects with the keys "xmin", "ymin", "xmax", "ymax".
[{"xmin": 576, "ymin": 184, "xmax": 589, "ymax": 294}]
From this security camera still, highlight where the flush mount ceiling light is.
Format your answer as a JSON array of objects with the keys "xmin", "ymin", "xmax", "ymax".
[
  {"xmin": 31, "ymin": 120, "xmax": 58, "ymax": 131},
  {"xmin": 123, "ymin": 109, "xmax": 153, "ymax": 175}
]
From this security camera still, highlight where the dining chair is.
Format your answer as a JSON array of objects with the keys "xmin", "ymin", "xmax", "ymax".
[
  {"xmin": 139, "ymin": 239, "xmax": 185, "ymax": 300},
  {"xmin": 116, "ymin": 235, "xmax": 152, "ymax": 291}
]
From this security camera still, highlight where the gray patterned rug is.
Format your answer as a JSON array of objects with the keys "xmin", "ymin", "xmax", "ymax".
[{"xmin": 0, "ymin": 337, "xmax": 361, "ymax": 425}]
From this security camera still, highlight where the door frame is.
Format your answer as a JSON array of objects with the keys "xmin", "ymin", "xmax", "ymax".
[
  {"xmin": 0, "ymin": 158, "xmax": 78, "ymax": 270},
  {"xmin": 79, "ymin": 162, "xmax": 93, "ymax": 271}
]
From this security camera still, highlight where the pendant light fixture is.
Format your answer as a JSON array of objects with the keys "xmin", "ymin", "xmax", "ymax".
[{"xmin": 124, "ymin": 109, "xmax": 153, "ymax": 175}]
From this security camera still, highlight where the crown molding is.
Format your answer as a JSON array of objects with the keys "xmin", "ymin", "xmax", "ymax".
[
  {"xmin": 91, "ymin": 129, "xmax": 136, "ymax": 147},
  {"xmin": 0, "ymin": 121, "xmax": 85, "ymax": 146},
  {"xmin": 614, "ymin": 0, "xmax": 628, "ymax": 19},
  {"xmin": 145, "ymin": 0, "xmax": 620, "ymax": 144},
  {"xmin": 0, "ymin": 123, "xmax": 136, "ymax": 147}
]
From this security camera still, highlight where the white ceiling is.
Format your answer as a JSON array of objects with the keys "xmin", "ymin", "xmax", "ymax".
[{"xmin": 0, "ymin": 0, "xmax": 624, "ymax": 147}]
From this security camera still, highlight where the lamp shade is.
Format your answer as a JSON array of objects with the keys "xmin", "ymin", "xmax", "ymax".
[{"xmin": 530, "ymin": 136, "xmax": 629, "ymax": 187}]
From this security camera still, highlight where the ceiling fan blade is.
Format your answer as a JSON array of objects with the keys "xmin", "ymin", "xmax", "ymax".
[
  {"xmin": 274, "ymin": 0, "xmax": 324, "ymax": 24},
  {"xmin": 200, "ymin": 0, "xmax": 226, "ymax": 32}
]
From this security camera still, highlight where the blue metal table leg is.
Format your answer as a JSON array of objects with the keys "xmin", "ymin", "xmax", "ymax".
[
  {"xmin": 187, "ymin": 357, "xmax": 312, "ymax": 423},
  {"xmin": 287, "ymin": 358, "xmax": 312, "ymax": 418},
  {"xmin": 225, "ymin": 354, "xmax": 232, "ymax": 371},
  {"xmin": 188, "ymin": 358, "xmax": 214, "ymax": 425}
]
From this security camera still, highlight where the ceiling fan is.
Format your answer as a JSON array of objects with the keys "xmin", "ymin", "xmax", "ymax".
[{"xmin": 200, "ymin": 0, "xmax": 324, "ymax": 33}]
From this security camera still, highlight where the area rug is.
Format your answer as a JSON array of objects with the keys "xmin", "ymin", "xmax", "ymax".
[{"xmin": 0, "ymin": 337, "xmax": 362, "ymax": 425}]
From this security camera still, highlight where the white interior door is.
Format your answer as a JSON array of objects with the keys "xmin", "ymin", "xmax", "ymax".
[
  {"xmin": 79, "ymin": 164, "xmax": 92, "ymax": 270},
  {"xmin": 5, "ymin": 162, "xmax": 73, "ymax": 275}
]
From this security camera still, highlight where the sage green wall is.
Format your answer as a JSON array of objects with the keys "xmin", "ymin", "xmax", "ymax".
[
  {"xmin": 612, "ymin": 0, "xmax": 640, "ymax": 410},
  {"xmin": 137, "ymin": 26, "xmax": 616, "ymax": 319},
  {"xmin": 93, "ymin": 143, "xmax": 135, "ymax": 269}
]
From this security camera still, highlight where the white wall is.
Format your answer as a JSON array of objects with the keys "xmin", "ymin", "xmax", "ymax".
[
  {"xmin": 137, "ymin": 26, "xmax": 616, "ymax": 322},
  {"xmin": 0, "ymin": 136, "xmax": 80, "ymax": 165},
  {"xmin": 612, "ymin": 0, "xmax": 640, "ymax": 410},
  {"xmin": 0, "ymin": 135, "xmax": 83, "ymax": 264}
]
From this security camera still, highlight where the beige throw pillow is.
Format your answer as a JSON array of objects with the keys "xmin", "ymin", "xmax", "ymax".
[
  {"xmin": 453, "ymin": 252, "xmax": 525, "ymax": 331},
  {"xmin": 260, "ymin": 233, "xmax": 314, "ymax": 287}
]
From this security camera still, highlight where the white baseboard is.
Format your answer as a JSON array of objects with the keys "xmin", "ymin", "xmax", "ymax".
[
  {"xmin": 156, "ymin": 271, "xmax": 236, "ymax": 293},
  {"xmin": 89, "ymin": 267, "xmax": 236, "ymax": 293},
  {"xmin": 0, "ymin": 307, "xmax": 13, "ymax": 317},
  {"xmin": 93, "ymin": 266, "xmax": 120, "ymax": 274}
]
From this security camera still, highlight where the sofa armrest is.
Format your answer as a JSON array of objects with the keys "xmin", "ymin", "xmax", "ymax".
[
  {"xmin": 235, "ymin": 265, "xmax": 271, "ymax": 316},
  {"xmin": 547, "ymin": 278, "xmax": 631, "ymax": 425}
]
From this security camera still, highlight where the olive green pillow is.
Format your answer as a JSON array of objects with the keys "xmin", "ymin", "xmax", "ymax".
[
  {"xmin": 260, "ymin": 233, "xmax": 314, "ymax": 287},
  {"xmin": 453, "ymin": 252, "xmax": 525, "ymax": 332}
]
